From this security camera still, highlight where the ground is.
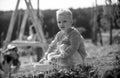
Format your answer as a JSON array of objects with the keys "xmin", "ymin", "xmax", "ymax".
[
  {"xmin": 11, "ymin": 40, "xmax": 120, "ymax": 78},
  {"xmin": 2, "ymin": 30, "xmax": 120, "ymax": 78}
]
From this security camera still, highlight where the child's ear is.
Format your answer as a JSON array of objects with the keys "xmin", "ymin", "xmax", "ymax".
[
  {"xmin": 72, "ymin": 23, "xmax": 74, "ymax": 26},
  {"xmin": 71, "ymin": 21, "xmax": 74, "ymax": 26},
  {"xmin": 71, "ymin": 19, "xmax": 73, "ymax": 24}
]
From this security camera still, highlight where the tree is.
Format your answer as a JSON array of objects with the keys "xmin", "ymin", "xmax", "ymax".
[{"xmin": 105, "ymin": 0, "xmax": 113, "ymax": 45}]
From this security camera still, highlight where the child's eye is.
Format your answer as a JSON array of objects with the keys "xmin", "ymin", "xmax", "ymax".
[
  {"xmin": 63, "ymin": 20, "xmax": 67, "ymax": 23},
  {"xmin": 58, "ymin": 21, "xmax": 61, "ymax": 24}
]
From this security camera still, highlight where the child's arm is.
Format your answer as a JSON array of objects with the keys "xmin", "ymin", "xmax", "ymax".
[
  {"xmin": 45, "ymin": 31, "xmax": 62, "ymax": 57},
  {"xmin": 60, "ymin": 31, "xmax": 80, "ymax": 58},
  {"xmin": 39, "ymin": 33, "xmax": 59, "ymax": 63},
  {"xmin": 78, "ymin": 35, "xmax": 87, "ymax": 60}
]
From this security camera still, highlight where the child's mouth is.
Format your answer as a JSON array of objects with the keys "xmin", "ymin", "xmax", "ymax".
[{"xmin": 61, "ymin": 27, "xmax": 65, "ymax": 29}]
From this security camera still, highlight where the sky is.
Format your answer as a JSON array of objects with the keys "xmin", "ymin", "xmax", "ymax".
[{"xmin": 0, "ymin": 0, "xmax": 118, "ymax": 11}]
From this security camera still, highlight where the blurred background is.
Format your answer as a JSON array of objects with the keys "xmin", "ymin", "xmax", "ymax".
[
  {"xmin": 0, "ymin": 0, "xmax": 119, "ymax": 47},
  {"xmin": 0, "ymin": 0, "xmax": 120, "ymax": 78}
]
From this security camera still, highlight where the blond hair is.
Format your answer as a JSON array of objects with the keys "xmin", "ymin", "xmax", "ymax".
[{"xmin": 56, "ymin": 8, "xmax": 73, "ymax": 20}]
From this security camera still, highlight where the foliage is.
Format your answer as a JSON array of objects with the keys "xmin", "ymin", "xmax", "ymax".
[
  {"xmin": 11, "ymin": 64, "xmax": 99, "ymax": 78},
  {"xmin": 11, "ymin": 54, "xmax": 120, "ymax": 78},
  {"xmin": 0, "ymin": 4, "xmax": 120, "ymax": 44}
]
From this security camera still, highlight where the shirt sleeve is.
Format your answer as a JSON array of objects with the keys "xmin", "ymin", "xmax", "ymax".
[
  {"xmin": 61, "ymin": 31, "xmax": 80, "ymax": 58},
  {"xmin": 78, "ymin": 35, "xmax": 87, "ymax": 59},
  {"xmin": 46, "ymin": 31, "xmax": 62, "ymax": 54}
]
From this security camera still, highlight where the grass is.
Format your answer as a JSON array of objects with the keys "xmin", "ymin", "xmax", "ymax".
[
  {"xmin": 5, "ymin": 30, "xmax": 120, "ymax": 78},
  {"xmin": 10, "ymin": 39, "xmax": 120, "ymax": 78}
]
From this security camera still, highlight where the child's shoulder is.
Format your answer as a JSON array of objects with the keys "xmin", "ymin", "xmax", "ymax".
[
  {"xmin": 56, "ymin": 31, "xmax": 64, "ymax": 37},
  {"xmin": 68, "ymin": 27, "xmax": 84, "ymax": 40},
  {"xmin": 55, "ymin": 31, "xmax": 64, "ymax": 40},
  {"xmin": 70, "ymin": 27, "xmax": 81, "ymax": 36}
]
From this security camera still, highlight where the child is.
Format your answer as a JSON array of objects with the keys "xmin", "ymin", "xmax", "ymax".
[{"xmin": 40, "ymin": 8, "xmax": 87, "ymax": 67}]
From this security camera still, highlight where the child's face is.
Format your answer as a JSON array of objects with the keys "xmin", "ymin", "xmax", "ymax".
[{"xmin": 57, "ymin": 14, "xmax": 72, "ymax": 31}]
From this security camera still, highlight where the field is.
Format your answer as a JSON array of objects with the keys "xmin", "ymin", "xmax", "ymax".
[{"xmin": 2, "ymin": 31, "xmax": 120, "ymax": 78}]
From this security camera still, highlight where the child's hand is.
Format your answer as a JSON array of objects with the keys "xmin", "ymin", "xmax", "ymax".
[
  {"xmin": 44, "ymin": 52, "xmax": 48, "ymax": 59},
  {"xmin": 39, "ymin": 56, "xmax": 48, "ymax": 64},
  {"xmin": 39, "ymin": 52, "xmax": 49, "ymax": 64},
  {"xmin": 51, "ymin": 57, "xmax": 57, "ymax": 63},
  {"xmin": 51, "ymin": 55, "xmax": 61, "ymax": 63}
]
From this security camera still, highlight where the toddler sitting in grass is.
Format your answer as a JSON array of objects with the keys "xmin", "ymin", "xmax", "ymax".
[{"xmin": 40, "ymin": 8, "xmax": 87, "ymax": 68}]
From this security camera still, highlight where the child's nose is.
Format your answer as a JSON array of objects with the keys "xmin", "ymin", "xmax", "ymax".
[{"xmin": 60, "ymin": 22, "xmax": 64, "ymax": 26}]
